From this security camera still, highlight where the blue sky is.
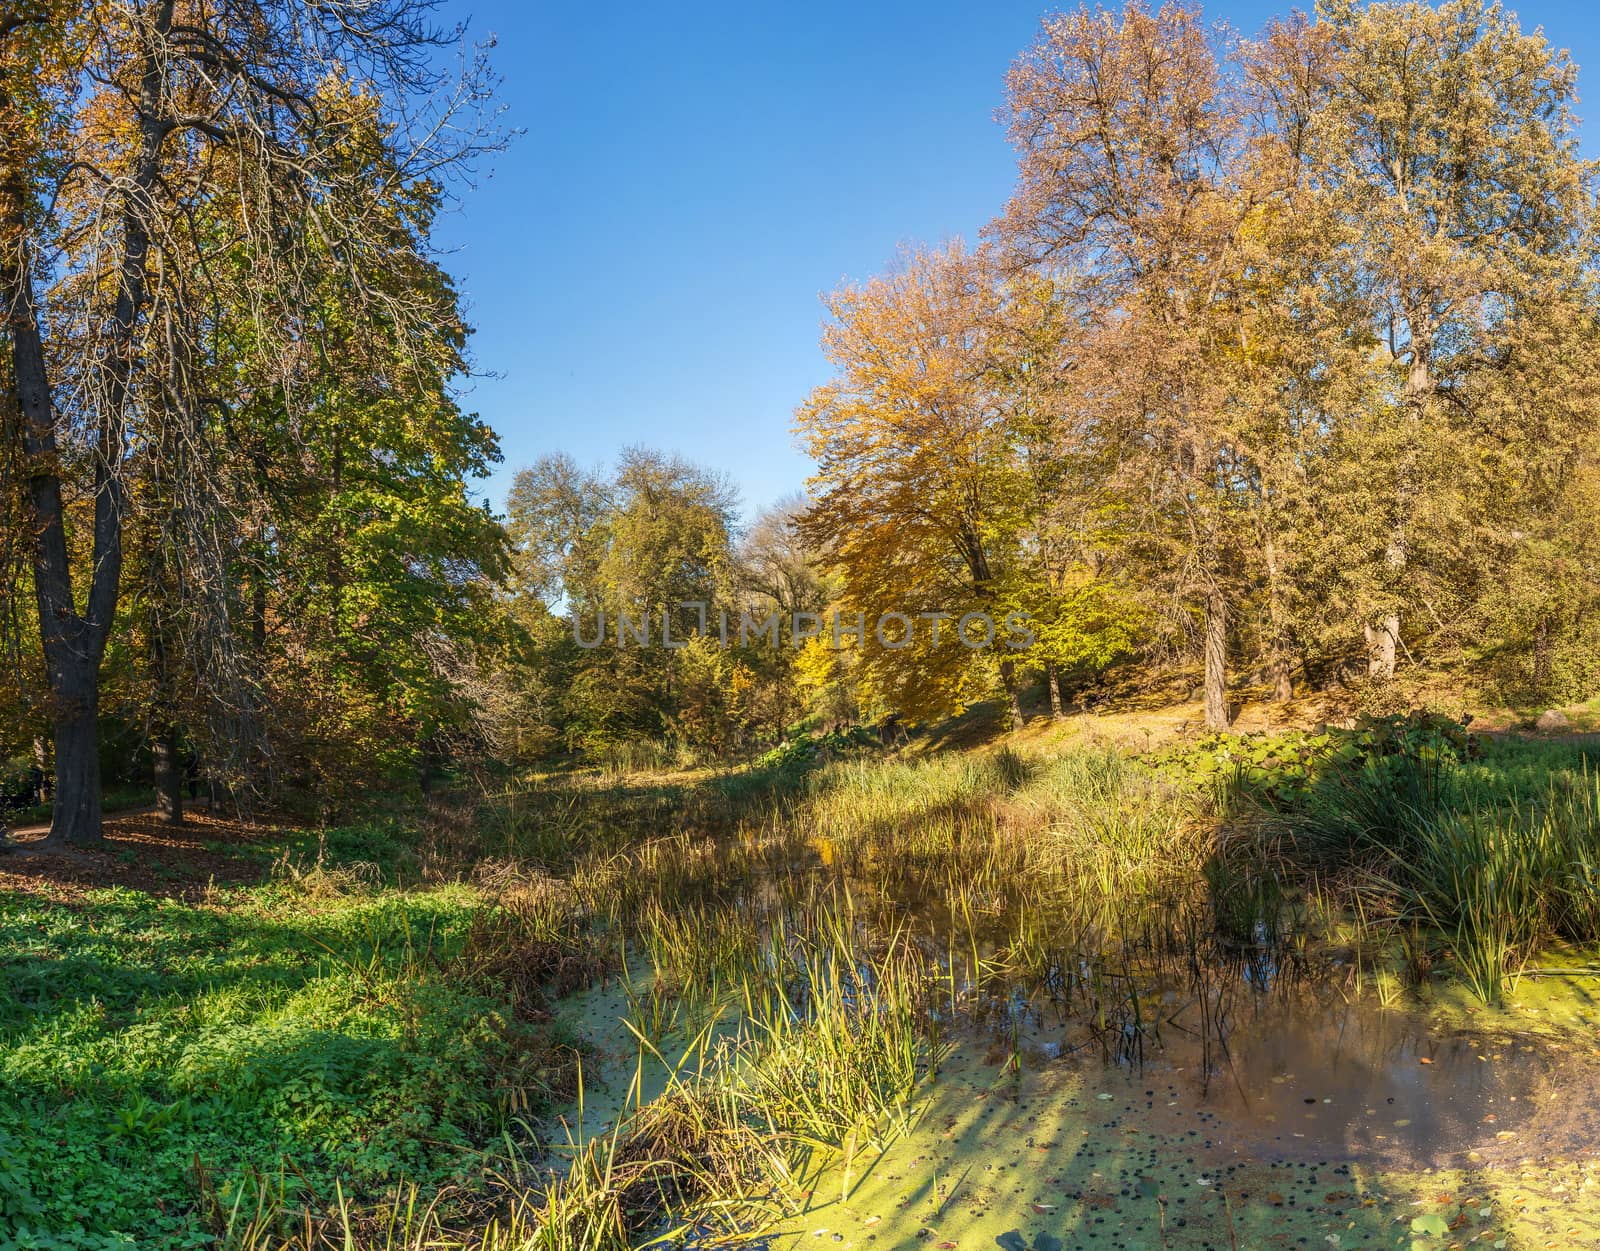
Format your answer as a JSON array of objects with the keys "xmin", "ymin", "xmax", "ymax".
[{"xmin": 436, "ymin": 0, "xmax": 1600, "ymax": 524}]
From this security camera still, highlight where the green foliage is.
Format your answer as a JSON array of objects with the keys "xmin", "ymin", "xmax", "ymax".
[
  {"xmin": 1150, "ymin": 711, "xmax": 1478, "ymax": 810},
  {"xmin": 0, "ymin": 825, "xmax": 591, "ymax": 1245},
  {"xmin": 1400, "ymin": 767, "xmax": 1600, "ymax": 1003},
  {"xmin": 504, "ymin": 449, "xmax": 813, "ymax": 760},
  {"xmin": 754, "ymin": 725, "xmax": 878, "ymax": 771},
  {"xmin": 1207, "ymin": 724, "xmax": 1600, "ymax": 1003}
]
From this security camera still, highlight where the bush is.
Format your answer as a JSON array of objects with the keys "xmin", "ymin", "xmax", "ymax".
[
  {"xmin": 1149, "ymin": 710, "xmax": 1477, "ymax": 814},
  {"xmin": 754, "ymin": 725, "xmax": 877, "ymax": 771}
]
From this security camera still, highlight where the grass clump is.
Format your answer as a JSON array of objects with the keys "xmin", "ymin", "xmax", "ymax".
[
  {"xmin": 801, "ymin": 744, "xmax": 1202, "ymax": 917},
  {"xmin": 1225, "ymin": 724, "xmax": 1600, "ymax": 1003}
]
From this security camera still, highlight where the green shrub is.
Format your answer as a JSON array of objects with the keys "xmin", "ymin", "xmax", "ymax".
[
  {"xmin": 754, "ymin": 725, "xmax": 876, "ymax": 771},
  {"xmin": 1149, "ymin": 710, "xmax": 1477, "ymax": 815}
]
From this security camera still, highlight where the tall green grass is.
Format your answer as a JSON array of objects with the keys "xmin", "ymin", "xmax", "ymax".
[
  {"xmin": 1265, "ymin": 740, "xmax": 1600, "ymax": 1003},
  {"xmin": 803, "ymin": 745, "xmax": 1203, "ymax": 913}
]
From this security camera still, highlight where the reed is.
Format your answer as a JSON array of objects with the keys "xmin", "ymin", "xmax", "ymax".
[{"xmin": 1271, "ymin": 743, "xmax": 1600, "ymax": 1003}]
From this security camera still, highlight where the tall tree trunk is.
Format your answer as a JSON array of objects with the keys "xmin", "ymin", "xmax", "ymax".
[
  {"xmin": 142, "ymin": 484, "xmax": 183, "ymax": 825},
  {"xmin": 1369, "ymin": 321, "xmax": 1434, "ymax": 681},
  {"xmin": 153, "ymin": 725, "xmax": 183, "ymax": 825},
  {"xmin": 1533, "ymin": 614, "xmax": 1552, "ymax": 692},
  {"xmin": 1000, "ymin": 658, "xmax": 1023, "ymax": 730},
  {"xmin": 149, "ymin": 606, "xmax": 183, "ymax": 825},
  {"xmin": 50, "ymin": 697, "xmax": 103, "ymax": 841},
  {"xmin": 1271, "ymin": 656, "xmax": 1294, "ymax": 703},
  {"xmin": 31, "ymin": 736, "xmax": 48, "ymax": 805},
  {"xmin": 1264, "ymin": 532, "xmax": 1293, "ymax": 702},
  {"xmin": 2, "ymin": 239, "xmax": 111, "ymax": 845},
  {"xmin": 1204, "ymin": 587, "xmax": 1229, "ymax": 731},
  {"xmin": 1364, "ymin": 616, "xmax": 1398, "ymax": 680},
  {"xmin": 0, "ymin": 3, "xmax": 170, "ymax": 844},
  {"xmin": 1046, "ymin": 660, "xmax": 1064, "ymax": 719},
  {"xmin": 251, "ymin": 565, "xmax": 267, "ymax": 654},
  {"xmin": 244, "ymin": 527, "xmax": 269, "ymax": 796}
]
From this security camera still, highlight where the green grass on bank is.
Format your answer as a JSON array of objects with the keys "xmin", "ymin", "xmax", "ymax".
[
  {"xmin": 1190, "ymin": 724, "xmax": 1600, "ymax": 1003},
  {"xmin": 0, "ymin": 822, "xmax": 590, "ymax": 1250}
]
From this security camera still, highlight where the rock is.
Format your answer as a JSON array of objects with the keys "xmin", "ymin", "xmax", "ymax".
[{"xmin": 1536, "ymin": 709, "xmax": 1571, "ymax": 733}]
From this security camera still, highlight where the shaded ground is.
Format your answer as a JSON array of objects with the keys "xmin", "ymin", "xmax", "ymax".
[
  {"xmin": 0, "ymin": 809, "xmax": 565, "ymax": 1244},
  {"xmin": 0, "ymin": 808, "xmax": 287, "ymax": 901}
]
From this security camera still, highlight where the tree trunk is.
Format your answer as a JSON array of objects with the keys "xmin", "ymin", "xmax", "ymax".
[
  {"xmin": 1369, "ymin": 319, "xmax": 1433, "ymax": 685},
  {"xmin": 147, "ymin": 530, "xmax": 183, "ymax": 824},
  {"xmin": 0, "ymin": 6, "xmax": 168, "ymax": 845},
  {"xmin": 153, "ymin": 725, "xmax": 183, "ymax": 825},
  {"xmin": 1263, "ymin": 531, "xmax": 1293, "ymax": 702},
  {"xmin": 1365, "ymin": 616, "xmax": 1398, "ymax": 680},
  {"xmin": 1271, "ymin": 655, "xmax": 1294, "ymax": 703},
  {"xmin": 1533, "ymin": 614, "xmax": 1552, "ymax": 691},
  {"xmin": 251, "ymin": 567, "xmax": 267, "ymax": 653},
  {"xmin": 50, "ymin": 694, "xmax": 103, "ymax": 844},
  {"xmin": 418, "ymin": 735, "xmax": 439, "ymax": 797},
  {"xmin": 1000, "ymin": 659, "xmax": 1024, "ymax": 730},
  {"xmin": 31, "ymin": 737, "xmax": 49, "ymax": 805},
  {"xmin": 4, "ymin": 241, "xmax": 112, "ymax": 845},
  {"xmin": 1204, "ymin": 588, "xmax": 1229, "ymax": 731},
  {"xmin": 1046, "ymin": 661, "xmax": 1064, "ymax": 720}
]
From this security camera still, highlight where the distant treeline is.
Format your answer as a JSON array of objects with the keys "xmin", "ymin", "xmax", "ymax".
[
  {"xmin": 500, "ymin": 0, "xmax": 1600, "ymax": 757},
  {"xmin": 5, "ymin": 1, "xmax": 1599, "ymax": 839}
]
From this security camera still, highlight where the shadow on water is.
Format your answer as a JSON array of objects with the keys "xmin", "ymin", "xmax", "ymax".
[
  {"xmin": 1018, "ymin": 983, "xmax": 1581, "ymax": 1168},
  {"xmin": 534, "ymin": 741, "xmax": 1600, "ymax": 1248}
]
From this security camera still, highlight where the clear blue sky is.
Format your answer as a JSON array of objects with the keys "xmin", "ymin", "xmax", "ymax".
[{"xmin": 436, "ymin": 0, "xmax": 1600, "ymax": 524}]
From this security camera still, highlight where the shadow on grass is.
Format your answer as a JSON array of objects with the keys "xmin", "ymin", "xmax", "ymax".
[{"xmin": 0, "ymin": 880, "xmax": 577, "ymax": 1239}]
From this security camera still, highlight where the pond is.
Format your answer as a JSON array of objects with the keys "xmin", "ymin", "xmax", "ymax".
[{"xmin": 528, "ymin": 739, "xmax": 1600, "ymax": 1249}]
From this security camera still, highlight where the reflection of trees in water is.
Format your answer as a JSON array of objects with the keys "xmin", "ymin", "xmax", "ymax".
[{"xmin": 1170, "ymin": 989, "xmax": 1557, "ymax": 1166}]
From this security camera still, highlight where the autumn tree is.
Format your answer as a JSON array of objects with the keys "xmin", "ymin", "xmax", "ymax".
[
  {"xmin": 0, "ymin": 0, "xmax": 500, "ymax": 841},
  {"xmin": 796, "ymin": 241, "xmax": 1040, "ymax": 725},
  {"xmin": 997, "ymin": 0, "xmax": 1265, "ymax": 728},
  {"xmin": 985, "ymin": 268, "xmax": 1143, "ymax": 716},
  {"xmin": 1279, "ymin": 0, "xmax": 1596, "ymax": 681}
]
